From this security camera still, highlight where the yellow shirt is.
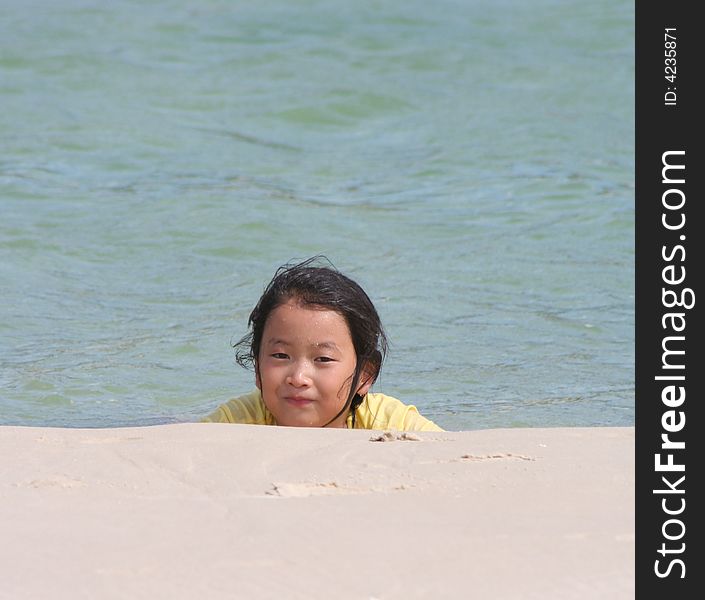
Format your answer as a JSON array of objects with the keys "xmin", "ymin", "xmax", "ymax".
[{"xmin": 201, "ymin": 389, "xmax": 444, "ymax": 431}]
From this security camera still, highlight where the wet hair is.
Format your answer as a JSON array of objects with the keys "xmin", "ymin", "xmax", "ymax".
[{"xmin": 234, "ymin": 255, "xmax": 388, "ymax": 428}]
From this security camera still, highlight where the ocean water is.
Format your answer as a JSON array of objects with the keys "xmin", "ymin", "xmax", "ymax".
[{"xmin": 1, "ymin": 0, "xmax": 634, "ymax": 430}]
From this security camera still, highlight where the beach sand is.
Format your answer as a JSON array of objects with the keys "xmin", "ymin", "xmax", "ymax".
[{"xmin": 0, "ymin": 424, "xmax": 634, "ymax": 599}]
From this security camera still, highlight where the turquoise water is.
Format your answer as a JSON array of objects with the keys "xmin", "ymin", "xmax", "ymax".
[{"xmin": 1, "ymin": 0, "xmax": 634, "ymax": 430}]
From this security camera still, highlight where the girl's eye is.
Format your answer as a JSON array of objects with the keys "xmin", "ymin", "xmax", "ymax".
[
  {"xmin": 271, "ymin": 353, "xmax": 288, "ymax": 359},
  {"xmin": 316, "ymin": 356, "xmax": 335, "ymax": 363}
]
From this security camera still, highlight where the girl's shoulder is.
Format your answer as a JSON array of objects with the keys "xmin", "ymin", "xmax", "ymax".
[
  {"xmin": 201, "ymin": 390, "xmax": 275, "ymax": 425},
  {"xmin": 355, "ymin": 392, "xmax": 444, "ymax": 432}
]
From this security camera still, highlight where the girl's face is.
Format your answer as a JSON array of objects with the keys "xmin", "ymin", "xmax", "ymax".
[{"xmin": 255, "ymin": 299, "xmax": 371, "ymax": 428}]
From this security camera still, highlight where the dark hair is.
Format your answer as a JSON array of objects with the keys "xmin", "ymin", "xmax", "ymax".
[{"xmin": 234, "ymin": 255, "xmax": 388, "ymax": 427}]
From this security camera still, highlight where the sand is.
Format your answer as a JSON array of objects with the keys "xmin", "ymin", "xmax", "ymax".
[{"xmin": 0, "ymin": 424, "xmax": 634, "ymax": 599}]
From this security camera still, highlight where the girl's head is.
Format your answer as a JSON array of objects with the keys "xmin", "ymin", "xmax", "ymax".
[{"xmin": 235, "ymin": 256, "xmax": 388, "ymax": 428}]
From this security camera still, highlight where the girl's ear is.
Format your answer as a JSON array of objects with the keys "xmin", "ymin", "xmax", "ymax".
[
  {"xmin": 355, "ymin": 362, "xmax": 376, "ymax": 397},
  {"xmin": 255, "ymin": 363, "xmax": 262, "ymax": 390}
]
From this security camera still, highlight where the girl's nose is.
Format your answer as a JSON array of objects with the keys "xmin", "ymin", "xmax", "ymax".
[{"xmin": 287, "ymin": 361, "xmax": 312, "ymax": 387}]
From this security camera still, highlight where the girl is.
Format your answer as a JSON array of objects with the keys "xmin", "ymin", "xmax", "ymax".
[{"xmin": 202, "ymin": 256, "xmax": 443, "ymax": 431}]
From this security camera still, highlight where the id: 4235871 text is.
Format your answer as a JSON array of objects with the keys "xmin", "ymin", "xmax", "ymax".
[{"xmin": 664, "ymin": 28, "xmax": 677, "ymax": 106}]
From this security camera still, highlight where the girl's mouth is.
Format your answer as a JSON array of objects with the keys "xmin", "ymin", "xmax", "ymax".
[{"xmin": 285, "ymin": 396, "xmax": 315, "ymax": 407}]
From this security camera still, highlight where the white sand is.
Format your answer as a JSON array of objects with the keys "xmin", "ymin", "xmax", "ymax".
[{"xmin": 0, "ymin": 424, "xmax": 634, "ymax": 599}]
